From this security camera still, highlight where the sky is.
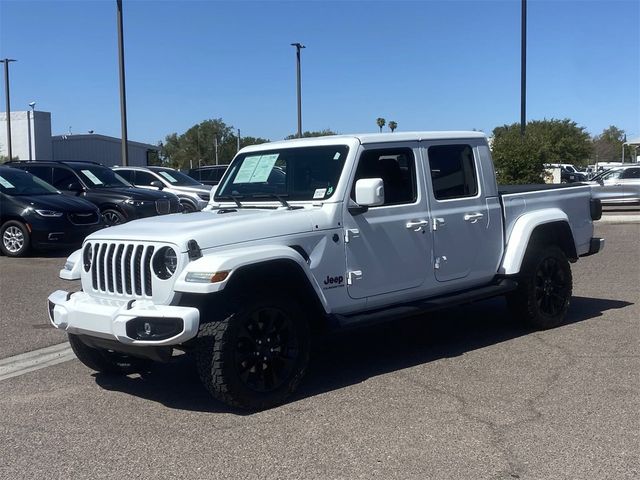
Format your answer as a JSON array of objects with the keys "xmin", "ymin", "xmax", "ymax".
[{"xmin": 1, "ymin": 0, "xmax": 639, "ymax": 146}]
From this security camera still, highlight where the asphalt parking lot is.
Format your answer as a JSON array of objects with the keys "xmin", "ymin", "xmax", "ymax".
[{"xmin": 0, "ymin": 215, "xmax": 638, "ymax": 479}]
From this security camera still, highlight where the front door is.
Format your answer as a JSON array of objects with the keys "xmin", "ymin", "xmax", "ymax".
[
  {"xmin": 344, "ymin": 144, "xmax": 430, "ymax": 299},
  {"xmin": 423, "ymin": 142, "xmax": 501, "ymax": 283}
]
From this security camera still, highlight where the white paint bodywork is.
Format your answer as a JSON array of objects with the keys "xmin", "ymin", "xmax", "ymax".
[{"xmin": 48, "ymin": 131, "xmax": 600, "ymax": 346}]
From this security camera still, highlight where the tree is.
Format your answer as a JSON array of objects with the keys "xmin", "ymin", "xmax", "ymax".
[
  {"xmin": 159, "ymin": 118, "xmax": 269, "ymax": 170},
  {"xmin": 592, "ymin": 126, "xmax": 633, "ymax": 163},
  {"xmin": 388, "ymin": 121, "xmax": 398, "ymax": 132},
  {"xmin": 491, "ymin": 118, "xmax": 592, "ymax": 184},
  {"xmin": 284, "ymin": 129, "xmax": 337, "ymax": 140},
  {"xmin": 376, "ymin": 117, "xmax": 386, "ymax": 132}
]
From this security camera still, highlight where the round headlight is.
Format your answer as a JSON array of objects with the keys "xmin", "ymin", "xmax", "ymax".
[
  {"xmin": 153, "ymin": 247, "xmax": 177, "ymax": 279},
  {"xmin": 83, "ymin": 244, "xmax": 93, "ymax": 272}
]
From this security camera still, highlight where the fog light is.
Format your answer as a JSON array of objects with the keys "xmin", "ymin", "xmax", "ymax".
[{"xmin": 126, "ymin": 317, "xmax": 184, "ymax": 341}]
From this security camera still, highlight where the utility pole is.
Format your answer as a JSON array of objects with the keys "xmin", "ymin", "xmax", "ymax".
[
  {"xmin": 520, "ymin": 0, "xmax": 527, "ymax": 137},
  {"xmin": 1, "ymin": 59, "xmax": 16, "ymax": 160},
  {"xmin": 116, "ymin": 0, "xmax": 129, "ymax": 165},
  {"xmin": 214, "ymin": 136, "xmax": 219, "ymax": 165},
  {"xmin": 237, "ymin": 129, "xmax": 240, "ymax": 153},
  {"xmin": 290, "ymin": 43, "xmax": 305, "ymax": 138}
]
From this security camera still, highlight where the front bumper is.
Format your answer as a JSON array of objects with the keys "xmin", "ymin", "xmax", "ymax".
[{"xmin": 47, "ymin": 290, "xmax": 199, "ymax": 346}]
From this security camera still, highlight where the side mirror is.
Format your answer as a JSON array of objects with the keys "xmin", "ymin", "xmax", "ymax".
[
  {"xmin": 150, "ymin": 180, "xmax": 164, "ymax": 190},
  {"xmin": 67, "ymin": 181, "xmax": 84, "ymax": 192},
  {"xmin": 355, "ymin": 178, "xmax": 385, "ymax": 207}
]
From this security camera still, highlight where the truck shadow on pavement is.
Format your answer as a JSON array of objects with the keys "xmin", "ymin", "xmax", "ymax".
[{"xmin": 93, "ymin": 295, "xmax": 631, "ymax": 414}]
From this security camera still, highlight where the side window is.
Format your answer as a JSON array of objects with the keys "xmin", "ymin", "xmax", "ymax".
[
  {"xmin": 622, "ymin": 168, "xmax": 640, "ymax": 179},
  {"xmin": 116, "ymin": 170, "xmax": 134, "ymax": 182},
  {"xmin": 24, "ymin": 166, "xmax": 52, "ymax": 184},
  {"xmin": 51, "ymin": 167, "xmax": 77, "ymax": 189},
  {"xmin": 427, "ymin": 144, "xmax": 478, "ymax": 200},
  {"xmin": 134, "ymin": 171, "xmax": 157, "ymax": 186},
  {"xmin": 351, "ymin": 148, "xmax": 417, "ymax": 206}
]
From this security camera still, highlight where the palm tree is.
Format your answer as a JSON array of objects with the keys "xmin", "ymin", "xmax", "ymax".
[
  {"xmin": 388, "ymin": 121, "xmax": 397, "ymax": 133},
  {"xmin": 376, "ymin": 117, "xmax": 386, "ymax": 132}
]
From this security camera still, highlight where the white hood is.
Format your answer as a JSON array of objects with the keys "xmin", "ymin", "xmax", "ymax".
[{"xmin": 86, "ymin": 207, "xmax": 316, "ymax": 252}]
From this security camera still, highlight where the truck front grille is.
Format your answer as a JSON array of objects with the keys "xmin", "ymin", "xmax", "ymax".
[{"xmin": 88, "ymin": 242, "xmax": 155, "ymax": 297}]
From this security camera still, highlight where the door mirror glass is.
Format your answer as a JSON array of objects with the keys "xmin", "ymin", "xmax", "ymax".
[
  {"xmin": 355, "ymin": 178, "xmax": 384, "ymax": 206},
  {"xmin": 150, "ymin": 180, "xmax": 164, "ymax": 190},
  {"xmin": 67, "ymin": 181, "xmax": 83, "ymax": 192}
]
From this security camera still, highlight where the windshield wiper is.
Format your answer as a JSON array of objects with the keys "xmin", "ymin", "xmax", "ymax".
[
  {"xmin": 216, "ymin": 194, "xmax": 244, "ymax": 208},
  {"xmin": 251, "ymin": 193, "xmax": 293, "ymax": 209}
]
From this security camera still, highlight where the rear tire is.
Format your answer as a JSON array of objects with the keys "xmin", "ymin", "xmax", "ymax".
[
  {"xmin": 507, "ymin": 245, "xmax": 572, "ymax": 329},
  {"xmin": 196, "ymin": 294, "xmax": 310, "ymax": 410},
  {"xmin": 68, "ymin": 333, "xmax": 150, "ymax": 374},
  {"xmin": 0, "ymin": 220, "xmax": 30, "ymax": 257}
]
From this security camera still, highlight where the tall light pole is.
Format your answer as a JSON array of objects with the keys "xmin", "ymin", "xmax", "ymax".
[
  {"xmin": 520, "ymin": 0, "xmax": 527, "ymax": 137},
  {"xmin": 116, "ymin": 0, "xmax": 129, "ymax": 166},
  {"xmin": 291, "ymin": 43, "xmax": 305, "ymax": 138},
  {"xmin": 27, "ymin": 101, "xmax": 36, "ymax": 161},
  {"xmin": 1, "ymin": 58, "xmax": 16, "ymax": 160}
]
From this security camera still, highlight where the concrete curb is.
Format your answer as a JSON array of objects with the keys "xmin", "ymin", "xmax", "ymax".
[
  {"xmin": 0, "ymin": 342, "xmax": 75, "ymax": 382},
  {"xmin": 597, "ymin": 215, "xmax": 640, "ymax": 224}
]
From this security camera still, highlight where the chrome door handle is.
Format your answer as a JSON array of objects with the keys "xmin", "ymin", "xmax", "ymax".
[
  {"xmin": 463, "ymin": 212, "xmax": 484, "ymax": 223},
  {"xmin": 406, "ymin": 220, "xmax": 429, "ymax": 231}
]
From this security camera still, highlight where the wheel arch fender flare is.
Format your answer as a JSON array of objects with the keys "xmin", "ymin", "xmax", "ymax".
[
  {"xmin": 173, "ymin": 245, "xmax": 330, "ymax": 313},
  {"xmin": 500, "ymin": 209, "xmax": 577, "ymax": 275}
]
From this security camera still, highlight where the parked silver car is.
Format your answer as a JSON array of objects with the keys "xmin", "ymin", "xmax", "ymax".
[
  {"xmin": 588, "ymin": 164, "xmax": 640, "ymax": 205},
  {"xmin": 113, "ymin": 166, "xmax": 212, "ymax": 212}
]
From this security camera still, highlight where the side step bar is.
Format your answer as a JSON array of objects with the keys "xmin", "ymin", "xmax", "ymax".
[{"xmin": 332, "ymin": 278, "xmax": 518, "ymax": 328}]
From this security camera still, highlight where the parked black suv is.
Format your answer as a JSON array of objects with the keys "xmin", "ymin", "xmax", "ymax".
[
  {"xmin": 8, "ymin": 161, "xmax": 182, "ymax": 226},
  {"xmin": 0, "ymin": 166, "xmax": 103, "ymax": 257},
  {"xmin": 187, "ymin": 165, "xmax": 229, "ymax": 186}
]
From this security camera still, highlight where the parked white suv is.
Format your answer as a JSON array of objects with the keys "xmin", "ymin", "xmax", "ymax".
[
  {"xmin": 113, "ymin": 166, "xmax": 212, "ymax": 211},
  {"xmin": 49, "ymin": 132, "xmax": 603, "ymax": 410}
]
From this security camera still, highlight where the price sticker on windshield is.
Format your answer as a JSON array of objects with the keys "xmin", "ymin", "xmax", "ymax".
[
  {"xmin": 0, "ymin": 175, "xmax": 15, "ymax": 189},
  {"xmin": 233, "ymin": 154, "xmax": 279, "ymax": 183},
  {"xmin": 81, "ymin": 170, "xmax": 104, "ymax": 185},
  {"xmin": 158, "ymin": 171, "xmax": 177, "ymax": 183}
]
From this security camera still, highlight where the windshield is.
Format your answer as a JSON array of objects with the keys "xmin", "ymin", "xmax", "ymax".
[
  {"xmin": 597, "ymin": 169, "xmax": 623, "ymax": 181},
  {"xmin": 0, "ymin": 169, "xmax": 60, "ymax": 196},
  {"xmin": 77, "ymin": 166, "xmax": 131, "ymax": 188},
  {"xmin": 215, "ymin": 145, "xmax": 349, "ymax": 202},
  {"xmin": 154, "ymin": 169, "xmax": 203, "ymax": 186}
]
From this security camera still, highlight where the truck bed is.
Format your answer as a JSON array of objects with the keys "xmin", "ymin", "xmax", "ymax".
[{"xmin": 499, "ymin": 183, "xmax": 594, "ymax": 257}]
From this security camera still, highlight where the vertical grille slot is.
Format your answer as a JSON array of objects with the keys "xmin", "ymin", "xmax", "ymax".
[
  {"xmin": 106, "ymin": 244, "xmax": 115, "ymax": 292},
  {"xmin": 114, "ymin": 244, "xmax": 124, "ymax": 293},
  {"xmin": 133, "ymin": 245, "xmax": 144, "ymax": 296},
  {"xmin": 143, "ymin": 246, "xmax": 155, "ymax": 296},
  {"xmin": 91, "ymin": 243, "xmax": 98, "ymax": 290},
  {"xmin": 124, "ymin": 245, "xmax": 133, "ymax": 295},
  {"xmin": 98, "ymin": 243, "xmax": 107, "ymax": 291}
]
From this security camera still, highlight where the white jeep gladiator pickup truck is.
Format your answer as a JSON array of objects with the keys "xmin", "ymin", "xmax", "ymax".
[{"xmin": 48, "ymin": 131, "xmax": 604, "ymax": 409}]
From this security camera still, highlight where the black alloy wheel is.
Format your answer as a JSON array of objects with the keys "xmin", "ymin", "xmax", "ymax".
[
  {"xmin": 534, "ymin": 256, "xmax": 570, "ymax": 318},
  {"xmin": 507, "ymin": 245, "xmax": 573, "ymax": 329},
  {"xmin": 234, "ymin": 306, "xmax": 299, "ymax": 393}
]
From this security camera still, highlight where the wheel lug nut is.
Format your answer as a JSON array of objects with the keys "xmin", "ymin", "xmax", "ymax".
[{"xmin": 263, "ymin": 356, "xmax": 267, "ymax": 361}]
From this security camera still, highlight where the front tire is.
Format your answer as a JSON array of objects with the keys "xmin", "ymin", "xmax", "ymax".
[
  {"xmin": 68, "ymin": 333, "xmax": 149, "ymax": 374},
  {"xmin": 0, "ymin": 220, "xmax": 30, "ymax": 257},
  {"xmin": 196, "ymin": 295, "xmax": 310, "ymax": 410},
  {"xmin": 507, "ymin": 245, "xmax": 573, "ymax": 329},
  {"xmin": 102, "ymin": 208, "xmax": 126, "ymax": 226}
]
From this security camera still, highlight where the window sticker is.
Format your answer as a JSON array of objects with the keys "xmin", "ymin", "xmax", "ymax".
[
  {"xmin": 333, "ymin": 152, "xmax": 341, "ymax": 160},
  {"xmin": 81, "ymin": 170, "xmax": 104, "ymax": 185},
  {"xmin": 326, "ymin": 186, "xmax": 334, "ymax": 195},
  {"xmin": 233, "ymin": 154, "xmax": 280, "ymax": 184},
  {"xmin": 0, "ymin": 175, "xmax": 15, "ymax": 189},
  {"xmin": 158, "ymin": 171, "xmax": 178, "ymax": 183},
  {"xmin": 313, "ymin": 188, "xmax": 327, "ymax": 199}
]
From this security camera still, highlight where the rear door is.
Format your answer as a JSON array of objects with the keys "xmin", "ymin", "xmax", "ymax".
[
  {"xmin": 621, "ymin": 167, "xmax": 640, "ymax": 201},
  {"xmin": 422, "ymin": 142, "xmax": 501, "ymax": 283}
]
